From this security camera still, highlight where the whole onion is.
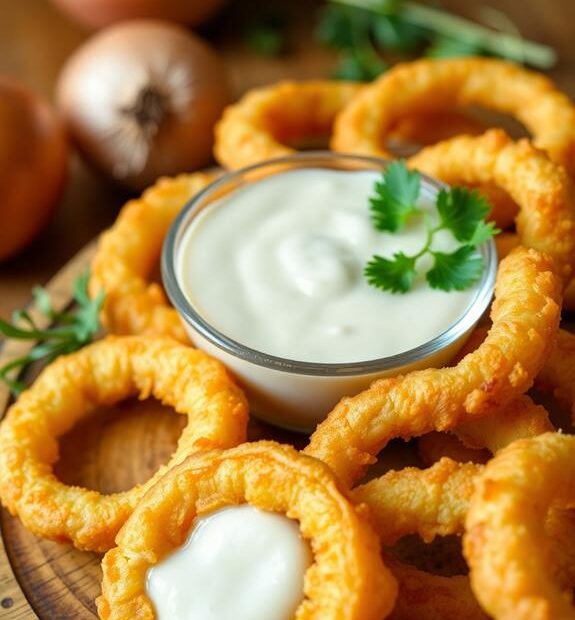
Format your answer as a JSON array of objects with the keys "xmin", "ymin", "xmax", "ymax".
[
  {"xmin": 0, "ymin": 79, "xmax": 68, "ymax": 261},
  {"xmin": 50, "ymin": 0, "xmax": 226, "ymax": 29},
  {"xmin": 56, "ymin": 20, "xmax": 230, "ymax": 190}
]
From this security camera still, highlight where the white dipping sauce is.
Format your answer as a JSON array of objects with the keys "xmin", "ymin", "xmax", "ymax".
[
  {"xmin": 146, "ymin": 505, "xmax": 311, "ymax": 620},
  {"xmin": 177, "ymin": 168, "xmax": 479, "ymax": 363}
]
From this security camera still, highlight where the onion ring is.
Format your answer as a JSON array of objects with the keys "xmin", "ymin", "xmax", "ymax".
[
  {"xmin": 408, "ymin": 130, "xmax": 575, "ymax": 284},
  {"xmin": 387, "ymin": 560, "xmax": 488, "ymax": 620},
  {"xmin": 464, "ymin": 432, "xmax": 575, "ymax": 619},
  {"xmin": 305, "ymin": 247, "xmax": 562, "ymax": 486},
  {"xmin": 453, "ymin": 395, "xmax": 553, "ymax": 452},
  {"xmin": 332, "ymin": 57, "xmax": 575, "ymax": 176},
  {"xmin": 353, "ymin": 458, "xmax": 480, "ymax": 546},
  {"xmin": 0, "ymin": 335, "xmax": 248, "ymax": 552},
  {"xmin": 496, "ymin": 231, "xmax": 575, "ymax": 310},
  {"xmin": 97, "ymin": 441, "xmax": 397, "ymax": 620},
  {"xmin": 449, "ymin": 332, "xmax": 554, "ymax": 454},
  {"xmin": 89, "ymin": 171, "xmax": 217, "ymax": 342},
  {"xmin": 356, "ymin": 455, "xmax": 575, "ymax": 620},
  {"xmin": 453, "ymin": 323, "xmax": 575, "ymax": 433},
  {"xmin": 214, "ymin": 80, "xmax": 362, "ymax": 170},
  {"xmin": 389, "ymin": 110, "xmax": 484, "ymax": 149},
  {"xmin": 402, "ymin": 121, "xmax": 518, "ymax": 231},
  {"xmin": 417, "ymin": 432, "xmax": 490, "ymax": 466},
  {"xmin": 354, "ymin": 458, "xmax": 488, "ymax": 620}
]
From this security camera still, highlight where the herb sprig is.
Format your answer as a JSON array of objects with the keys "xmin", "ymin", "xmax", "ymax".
[
  {"xmin": 364, "ymin": 161, "xmax": 498, "ymax": 294},
  {"xmin": 317, "ymin": 0, "xmax": 556, "ymax": 81},
  {"xmin": 0, "ymin": 272, "xmax": 103, "ymax": 396}
]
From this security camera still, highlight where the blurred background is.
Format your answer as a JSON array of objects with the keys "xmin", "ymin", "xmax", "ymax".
[{"xmin": 0, "ymin": 0, "xmax": 572, "ymax": 318}]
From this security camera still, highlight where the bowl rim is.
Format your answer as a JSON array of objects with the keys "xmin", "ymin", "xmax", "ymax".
[{"xmin": 162, "ymin": 151, "xmax": 497, "ymax": 377}]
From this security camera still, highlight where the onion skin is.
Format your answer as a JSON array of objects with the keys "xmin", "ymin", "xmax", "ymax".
[
  {"xmin": 50, "ymin": 0, "xmax": 226, "ymax": 29},
  {"xmin": 56, "ymin": 20, "xmax": 230, "ymax": 191},
  {"xmin": 0, "ymin": 79, "xmax": 68, "ymax": 261}
]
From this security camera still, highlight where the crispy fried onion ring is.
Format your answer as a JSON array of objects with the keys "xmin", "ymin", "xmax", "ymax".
[
  {"xmin": 355, "ymin": 458, "xmax": 491, "ymax": 620},
  {"xmin": 408, "ymin": 130, "xmax": 575, "ymax": 284},
  {"xmin": 354, "ymin": 458, "xmax": 480, "ymax": 546},
  {"xmin": 214, "ymin": 80, "xmax": 363, "ymax": 170},
  {"xmin": 387, "ymin": 560, "xmax": 488, "ymax": 620},
  {"xmin": 417, "ymin": 431, "xmax": 489, "ymax": 466},
  {"xmin": 89, "ymin": 171, "xmax": 218, "ymax": 342},
  {"xmin": 496, "ymin": 232, "xmax": 575, "ymax": 310},
  {"xmin": 464, "ymin": 432, "xmax": 575, "ymax": 619},
  {"xmin": 0, "ymin": 336, "xmax": 248, "ymax": 552},
  {"xmin": 305, "ymin": 247, "xmax": 562, "ymax": 486},
  {"xmin": 332, "ymin": 57, "xmax": 575, "ymax": 175},
  {"xmin": 389, "ymin": 110, "xmax": 484, "ymax": 149},
  {"xmin": 356, "ymin": 456, "xmax": 575, "ymax": 620},
  {"xmin": 417, "ymin": 394, "xmax": 552, "ymax": 466},
  {"xmin": 402, "ymin": 120, "xmax": 518, "ymax": 231},
  {"xmin": 448, "ymin": 323, "xmax": 574, "ymax": 447},
  {"xmin": 97, "ymin": 441, "xmax": 397, "ymax": 620}
]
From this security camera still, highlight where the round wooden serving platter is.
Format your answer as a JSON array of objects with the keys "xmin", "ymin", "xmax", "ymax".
[
  {"xmin": 0, "ymin": 241, "xmax": 305, "ymax": 619},
  {"xmin": 2, "ymin": 239, "xmax": 568, "ymax": 619}
]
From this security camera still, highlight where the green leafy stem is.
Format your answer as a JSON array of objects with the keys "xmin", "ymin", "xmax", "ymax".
[
  {"xmin": 332, "ymin": 0, "xmax": 556, "ymax": 67},
  {"xmin": 318, "ymin": 0, "xmax": 556, "ymax": 80},
  {"xmin": 364, "ymin": 161, "xmax": 499, "ymax": 294},
  {"xmin": 0, "ymin": 272, "xmax": 103, "ymax": 396}
]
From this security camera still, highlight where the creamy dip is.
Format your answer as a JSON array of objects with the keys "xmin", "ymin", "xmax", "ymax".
[
  {"xmin": 146, "ymin": 505, "xmax": 311, "ymax": 620},
  {"xmin": 177, "ymin": 168, "xmax": 479, "ymax": 363}
]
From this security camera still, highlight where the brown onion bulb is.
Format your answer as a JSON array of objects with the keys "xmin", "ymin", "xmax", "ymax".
[
  {"xmin": 0, "ymin": 79, "xmax": 68, "ymax": 261},
  {"xmin": 50, "ymin": 0, "xmax": 226, "ymax": 29},
  {"xmin": 56, "ymin": 20, "xmax": 230, "ymax": 190}
]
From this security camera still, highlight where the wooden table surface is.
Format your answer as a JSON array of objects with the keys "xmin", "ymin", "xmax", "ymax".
[{"xmin": 0, "ymin": 0, "xmax": 573, "ymax": 318}]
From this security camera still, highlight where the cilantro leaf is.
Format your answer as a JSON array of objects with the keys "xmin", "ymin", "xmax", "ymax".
[
  {"xmin": 468, "ymin": 219, "xmax": 500, "ymax": 246},
  {"xmin": 370, "ymin": 161, "xmax": 421, "ymax": 232},
  {"xmin": 364, "ymin": 252, "xmax": 417, "ymax": 294},
  {"xmin": 427, "ymin": 246, "xmax": 484, "ymax": 292},
  {"xmin": 436, "ymin": 187, "xmax": 492, "ymax": 243}
]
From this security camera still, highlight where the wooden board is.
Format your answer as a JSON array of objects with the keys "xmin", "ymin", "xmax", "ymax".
[
  {"xmin": 0, "ymin": 239, "xmax": 568, "ymax": 619},
  {"xmin": 0, "ymin": 241, "xmax": 306, "ymax": 619}
]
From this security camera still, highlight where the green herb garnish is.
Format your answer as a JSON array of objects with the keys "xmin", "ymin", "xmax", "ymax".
[
  {"xmin": 364, "ymin": 160, "xmax": 499, "ymax": 294},
  {"xmin": 316, "ymin": 0, "xmax": 556, "ymax": 81},
  {"xmin": 0, "ymin": 272, "xmax": 104, "ymax": 396}
]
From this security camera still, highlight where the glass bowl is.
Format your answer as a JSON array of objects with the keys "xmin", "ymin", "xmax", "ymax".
[{"xmin": 162, "ymin": 152, "xmax": 497, "ymax": 432}]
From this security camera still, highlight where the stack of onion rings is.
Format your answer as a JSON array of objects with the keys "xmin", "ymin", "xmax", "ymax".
[
  {"xmin": 0, "ymin": 336, "xmax": 248, "ymax": 551},
  {"xmin": 4, "ymin": 53, "xmax": 575, "ymax": 619},
  {"xmin": 97, "ymin": 441, "xmax": 397, "ymax": 620},
  {"xmin": 214, "ymin": 79, "xmax": 494, "ymax": 170}
]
